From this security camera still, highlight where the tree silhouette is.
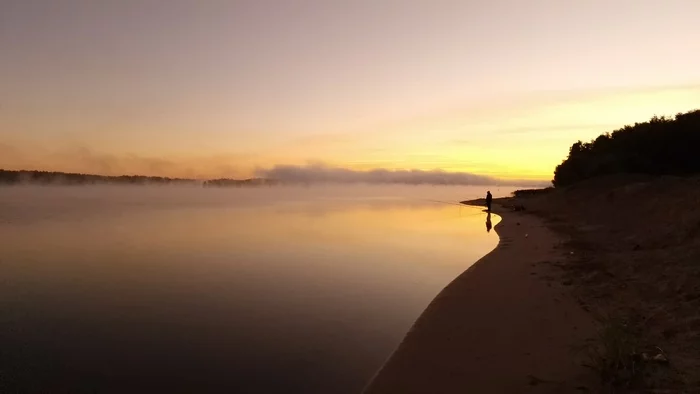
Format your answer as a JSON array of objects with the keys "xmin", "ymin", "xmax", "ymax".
[
  {"xmin": 553, "ymin": 109, "xmax": 700, "ymax": 186},
  {"xmin": 0, "ymin": 170, "xmax": 198, "ymax": 185}
]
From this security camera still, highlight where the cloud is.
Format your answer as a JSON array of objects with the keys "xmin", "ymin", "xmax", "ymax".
[{"xmin": 256, "ymin": 164, "xmax": 548, "ymax": 187}]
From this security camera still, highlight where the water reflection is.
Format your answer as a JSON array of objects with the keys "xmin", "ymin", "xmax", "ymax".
[
  {"xmin": 486, "ymin": 211, "xmax": 493, "ymax": 233},
  {"xmin": 0, "ymin": 187, "xmax": 499, "ymax": 393}
]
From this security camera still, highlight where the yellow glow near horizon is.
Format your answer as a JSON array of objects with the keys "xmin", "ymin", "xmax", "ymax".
[{"xmin": 257, "ymin": 86, "xmax": 700, "ymax": 180}]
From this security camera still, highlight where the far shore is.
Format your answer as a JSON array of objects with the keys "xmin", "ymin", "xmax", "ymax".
[{"xmin": 364, "ymin": 201, "xmax": 596, "ymax": 393}]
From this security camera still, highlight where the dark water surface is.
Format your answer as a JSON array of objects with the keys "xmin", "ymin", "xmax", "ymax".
[{"xmin": 0, "ymin": 185, "xmax": 503, "ymax": 393}]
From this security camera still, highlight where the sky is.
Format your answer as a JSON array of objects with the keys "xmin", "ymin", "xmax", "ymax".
[{"xmin": 1, "ymin": 0, "xmax": 699, "ymax": 182}]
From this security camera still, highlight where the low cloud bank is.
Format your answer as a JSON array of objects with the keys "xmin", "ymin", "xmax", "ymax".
[{"xmin": 256, "ymin": 164, "xmax": 548, "ymax": 187}]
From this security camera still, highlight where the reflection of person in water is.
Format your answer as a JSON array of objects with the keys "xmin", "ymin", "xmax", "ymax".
[{"xmin": 486, "ymin": 212, "xmax": 492, "ymax": 233}]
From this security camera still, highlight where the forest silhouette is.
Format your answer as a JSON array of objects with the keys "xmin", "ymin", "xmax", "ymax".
[
  {"xmin": 0, "ymin": 170, "xmax": 197, "ymax": 185},
  {"xmin": 553, "ymin": 109, "xmax": 700, "ymax": 186}
]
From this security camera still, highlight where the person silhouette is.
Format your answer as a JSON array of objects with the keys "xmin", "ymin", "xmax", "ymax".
[
  {"xmin": 486, "ymin": 212, "xmax": 492, "ymax": 233},
  {"xmin": 485, "ymin": 191, "xmax": 493, "ymax": 212}
]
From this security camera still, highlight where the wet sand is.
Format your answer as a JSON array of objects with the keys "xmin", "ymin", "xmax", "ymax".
[{"xmin": 364, "ymin": 204, "xmax": 597, "ymax": 393}]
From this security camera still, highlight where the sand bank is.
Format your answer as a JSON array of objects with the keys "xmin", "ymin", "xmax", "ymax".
[{"xmin": 364, "ymin": 204, "xmax": 596, "ymax": 393}]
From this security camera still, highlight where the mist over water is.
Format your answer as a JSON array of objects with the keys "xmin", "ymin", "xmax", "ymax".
[{"xmin": 0, "ymin": 185, "xmax": 505, "ymax": 393}]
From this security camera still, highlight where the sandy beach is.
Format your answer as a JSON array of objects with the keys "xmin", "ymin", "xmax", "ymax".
[{"xmin": 364, "ymin": 204, "xmax": 596, "ymax": 393}]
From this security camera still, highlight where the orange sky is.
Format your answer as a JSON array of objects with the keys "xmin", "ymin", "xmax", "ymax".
[{"xmin": 1, "ymin": 1, "xmax": 699, "ymax": 181}]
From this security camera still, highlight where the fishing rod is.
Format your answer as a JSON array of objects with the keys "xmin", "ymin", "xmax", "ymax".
[
  {"xmin": 414, "ymin": 198, "xmax": 489, "ymax": 218},
  {"xmin": 420, "ymin": 198, "xmax": 465, "ymax": 207}
]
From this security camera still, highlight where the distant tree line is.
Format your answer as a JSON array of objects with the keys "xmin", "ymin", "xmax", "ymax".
[
  {"xmin": 0, "ymin": 170, "xmax": 198, "ymax": 186},
  {"xmin": 553, "ymin": 109, "xmax": 700, "ymax": 187},
  {"xmin": 0, "ymin": 170, "xmax": 283, "ymax": 187}
]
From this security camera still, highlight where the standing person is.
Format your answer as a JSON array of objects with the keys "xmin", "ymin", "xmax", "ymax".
[{"xmin": 486, "ymin": 191, "xmax": 493, "ymax": 212}]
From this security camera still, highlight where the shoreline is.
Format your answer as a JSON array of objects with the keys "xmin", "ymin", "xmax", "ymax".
[{"xmin": 364, "ymin": 203, "xmax": 596, "ymax": 393}]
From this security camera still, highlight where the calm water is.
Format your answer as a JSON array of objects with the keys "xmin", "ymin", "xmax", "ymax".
[{"xmin": 0, "ymin": 185, "xmax": 505, "ymax": 393}]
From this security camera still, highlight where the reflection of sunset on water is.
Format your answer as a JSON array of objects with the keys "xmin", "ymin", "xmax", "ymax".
[{"xmin": 0, "ymin": 185, "xmax": 498, "ymax": 393}]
